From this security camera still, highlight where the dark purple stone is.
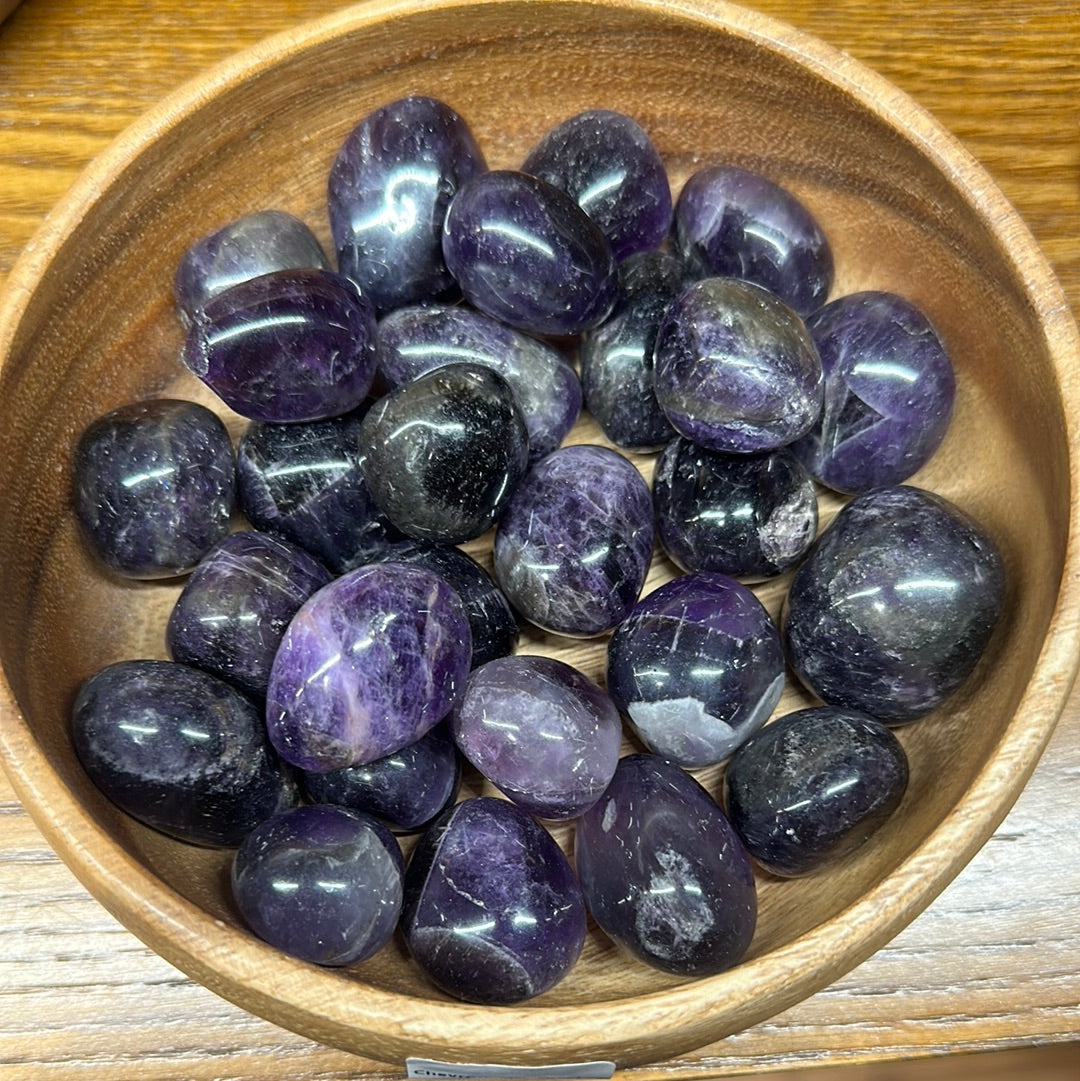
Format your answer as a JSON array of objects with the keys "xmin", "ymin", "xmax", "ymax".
[
  {"xmin": 654, "ymin": 277, "xmax": 823, "ymax": 453},
  {"xmin": 166, "ymin": 531, "xmax": 332, "ymax": 700},
  {"xmin": 493, "ymin": 444, "xmax": 653, "ymax": 637},
  {"xmin": 73, "ymin": 399, "xmax": 235, "ymax": 579},
  {"xmin": 266, "ymin": 562, "xmax": 472, "ymax": 771},
  {"xmin": 302, "ymin": 723, "xmax": 461, "ymax": 833},
  {"xmin": 72, "ymin": 659, "xmax": 298, "ymax": 847},
  {"xmin": 376, "ymin": 304, "xmax": 581, "ymax": 460},
  {"xmin": 724, "ymin": 707, "xmax": 909, "ymax": 877},
  {"xmin": 576, "ymin": 754, "xmax": 756, "ymax": 976},
  {"xmin": 173, "ymin": 210, "xmax": 328, "ymax": 326},
  {"xmin": 673, "ymin": 164, "xmax": 833, "ymax": 317},
  {"xmin": 442, "ymin": 170, "xmax": 618, "ymax": 336},
  {"xmin": 328, "ymin": 95, "xmax": 486, "ymax": 313},
  {"xmin": 402, "ymin": 796, "xmax": 586, "ymax": 1003},
  {"xmin": 231, "ymin": 804, "xmax": 403, "ymax": 965},
  {"xmin": 607, "ymin": 574, "xmax": 785, "ymax": 767},
  {"xmin": 359, "ymin": 363, "xmax": 529, "ymax": 544},
  {"xmin": 580, "ymin": 250, "xmax": 685, "ymax": 450},
  {"xmin": 653, "ymin": 436, "xmax": 818, "ymax": 580},
  {"xmin": 790, "ymin": 291, "xmax": 956, "ymax": 493},
  {"xmin": 450, "ymin": 656, "xmax": 622, "ymax": 820},
  {"xmin": 181, "ymin": 268, "xmax": 377, "ymax": 423},
  {"xmin": 235, "ymin": 406, "xmax": 405, "ymax": 575},
  {"xmin": 521, "ymin": 108, "xmax": 672, "ymax": 261},
  {"xmin": 783, "ymin": 485, "xmax": 1005, "ymax": 722}
]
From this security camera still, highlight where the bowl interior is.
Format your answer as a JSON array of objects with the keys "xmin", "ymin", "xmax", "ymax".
[{"xmin": 0, "ymin": 0, "xmax": 1076, "ymax": 1068}]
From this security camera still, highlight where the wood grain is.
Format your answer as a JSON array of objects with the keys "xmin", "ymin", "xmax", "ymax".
[{"xmin": 1, "ymin": 0, "xmax": 1079, "ymax": 1077}]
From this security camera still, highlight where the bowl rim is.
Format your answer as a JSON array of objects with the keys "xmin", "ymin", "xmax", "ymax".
[{"xmin": 2, "ymin": 0, "xmax": 1080, "ymax": 1067}]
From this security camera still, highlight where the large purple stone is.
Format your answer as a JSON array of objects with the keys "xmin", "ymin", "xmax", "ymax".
[{"xmin": 402, "ymin": 796, "xmax": 587, "ymax": 1003}]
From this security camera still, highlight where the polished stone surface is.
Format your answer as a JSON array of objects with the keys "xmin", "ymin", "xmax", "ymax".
[
  {"xmin": 72, "ymin": 660, "xmax": 298, "ymax": 847},
  {"xmin": 376, "ymin": 303, "xmax": 581, "ymax": 460},
  {"xmin": 673, "ymin": 163, "xmax": 834, "ymax": 317},
  {"xmin": 607, "ymin": 573, "xmax": 785, "ymax": 767},
  {"xmin": 783, "ymin": 485, "xmax": 1006, "ymax": 722},
  {"xmin": 580, "ymin": 250, "xmax": 684, "ymax": 450},
  {"xmin": 166, "ymin": 531, "xmax": 332, "ymax": 701},
  {"xmin": 181, "ymin": 268, "xmax": 377, "ymax": 422},
  {"xmin": 231, "ymin": 804, "xmax": 403, "ymax": 966},
  {"xmin": 266, "ymin": 562, "xmax": 471, "ymax": 771},
  {"xmin": 73, "ymin": 398, "xmax": 235, "ymax": 579},
  {"xmin": 449, "ymin": 655, "xmax": 622, "ymax": 819},
  {"xmin": 521, "ymin": 108, "xmax": 672, "ymax": 261},
  {"xmin": 725, "ymin": 706, "xmax": 909, "ymax": 877},
  {"xmin": 442, "ymin": 169, "xmax": 618, "ymax": 336},
  {"xmin": 576, "ymin": 754, "xmax": 756, "ymax": 976},
  {"xmin": 791, "ymin": 291, "xmax": 956, "ymax": 493},
  {"xmin": 493, "ymin": 443, "xmax": 653, "ymax": 637},
  {"xmin": 359, "ymin": 362, "xmax": 529, "ymax": 544},
  {"xmin": 402, "ymin": 796, "xmax": 586, "ymax": 1003},
  {"xmin": 654, "ymin": 277, "xmax": 823, "ymax": 453},
  {"xmin": 328, "ymin": 95, "xmax": 485, "ymax": 312},
  {"xmin": 653, "ymin": 436, "xmax": 818, "ymax": 580}
]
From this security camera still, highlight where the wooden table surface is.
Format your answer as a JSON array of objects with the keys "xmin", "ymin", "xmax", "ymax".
[{"xmin": 1, "ymin": 0, "xmax": 1078, "ymax": 1077}]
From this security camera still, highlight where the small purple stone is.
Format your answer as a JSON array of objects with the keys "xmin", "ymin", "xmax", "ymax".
[
  {"xmin": 607, "ymin": 574, "xmax": 785, "ymax": 767},
  {"xmin": 673, "ymin": 164, "xmax": 834, "ymax": 317},
  {"xmin": 403, "ymin": 796, "xmax": 587, "ymax": 1003},
  {"xmin": 654, "ymin": 277, "xmax": 824, "ymax": 453},
  {"xmin": 493, "ymin": 444, "xmax": 654, "ymax": 637},
  {"xmin": 576, "ymin": 754, "xmax": 757, "ymax": 976},
  {"xmin": 73, "ymin": 399, "xmax": 235, "ymax": 579},
  {"xmin": 166, "ymin": 531, "xmax": 332, "ymax": 700},
  {"xmin": 328, "ymin": 95, "xmax": 486, "ymax": 313},
  {"xmin": 450, "ymin": 656, "xmax": 622, "ymax": 820},
  {"xmin": 181, "ymin": 268, "xmax": 377, "ymax": 423},
  {"xmin": 783, "ymin": 485, "xmax": 1005, "ymax": 722},
  {"xmin": 376, "ymin": 304, "xmax": 581, "ymax": 460},
  {"xmin": 266, "ymin": 562, "xmax": 472, "ymax": 771},
  {"xmin": 790, "ymin": 291, "xmax": 956, "ymax": 493},
  {"xmin": 442, "ymin": 170, "xmax": 618, "ymax": 336},
  {"xmin": 521, "ymin": 109, "xmax": 672, "ymax": 261}
]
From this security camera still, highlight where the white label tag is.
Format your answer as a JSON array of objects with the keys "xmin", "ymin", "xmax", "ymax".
[{"xmin": 405, "ymin": 1057, "xmax": 616, "ymax": 1079}]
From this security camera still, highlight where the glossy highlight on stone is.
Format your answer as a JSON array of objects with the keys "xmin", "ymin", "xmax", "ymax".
[
  {"xmin": 576, "ymin": 754, "xmax": 756, "ymax": 976},
  {"xmin": 402, "ymin": 796, "xmax": 587, "ymax": 1003},
  {"xmin": 607, "ymin": 574, "xmax": 785, "ymax": 767},
  {"xmin": 783, "ymin": 485, "xmax": 1005, "ymax": 722},
  {"xmin": 493, "ymin": 444, "xmax": 653, "ymax": 637},
  {"xmin": 328, "ymin": 95, "xmax": 486, "ymax": 312},
  {"xmin": 266, "ymin": 562, "xmax": 471, "ymax": 771},
  {"xmin": 725, "ymin": 707, "xmax": 909, "ymax": 877},
  {"xmin": 442, "ymin": 169, "xmax": 618, "ymax": 336},
  {"xmin": 450, "ymin": 655, "xmax": 622, "ymax": 819},
  {"xmin": 73, "ymin": 398, "xmax": 235, "ymax": 579},
  {"xmin": 72, "ymin": 659, "xmax": 298, "ymax": 847}
]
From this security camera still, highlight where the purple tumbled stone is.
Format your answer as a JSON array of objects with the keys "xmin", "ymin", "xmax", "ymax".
[
  {"xmin": 181, "ymin": 268, "xmax": 377, "ymax": 423},
  {"xmin": 328, "ymin": 95, "xmax": 486, "ymax": 313},
  {"xmin": 266, "ymin": 562, "xmax": 472, "ymax": 771},
  {"xmin": 654, "ymin": 277, "xmax": 824, "ymax": 454},
  {"xmin": 576, "ymin": 754, "xmax": 756, "ymax": 976},
  {"xmin": 521, "ymin": 108, "xmax": 672, "ymax": 261},
  {"xmin": 673, "ymin": 163, "xmax": 833, "ymax": 317},
  {"xmin": 790, "ymin": 291, "xmax": 956, "ymax": 493},
  {"xmin": 493, "ymin": 444, "xmax": 654, "ymax": 637},
  {"xmin": 442, "ymin": 170, "xmax": 618, "ymax": 336},
  {"xmin": 403, "ymin": 796, "xmax": 587, "ymax": 1003},
  {"xmin": 783, "ymin": 485, "xmax": 1005, "ymax": 722},
  {"xmin": 450, "ymin": 655, "xmax": 622, "ymax": 820},
  {"xmin": 376, "ymin": 304, "xmax": 581, "ymax": 460},
  {"xmin": 607, "ymin": 574, "xmax": 785, "ymax": 767}
]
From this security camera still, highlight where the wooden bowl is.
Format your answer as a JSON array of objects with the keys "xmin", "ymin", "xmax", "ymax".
[{"xmin": 1, "ymin": 0, "xmax": 1078, "ymax": 1069}]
